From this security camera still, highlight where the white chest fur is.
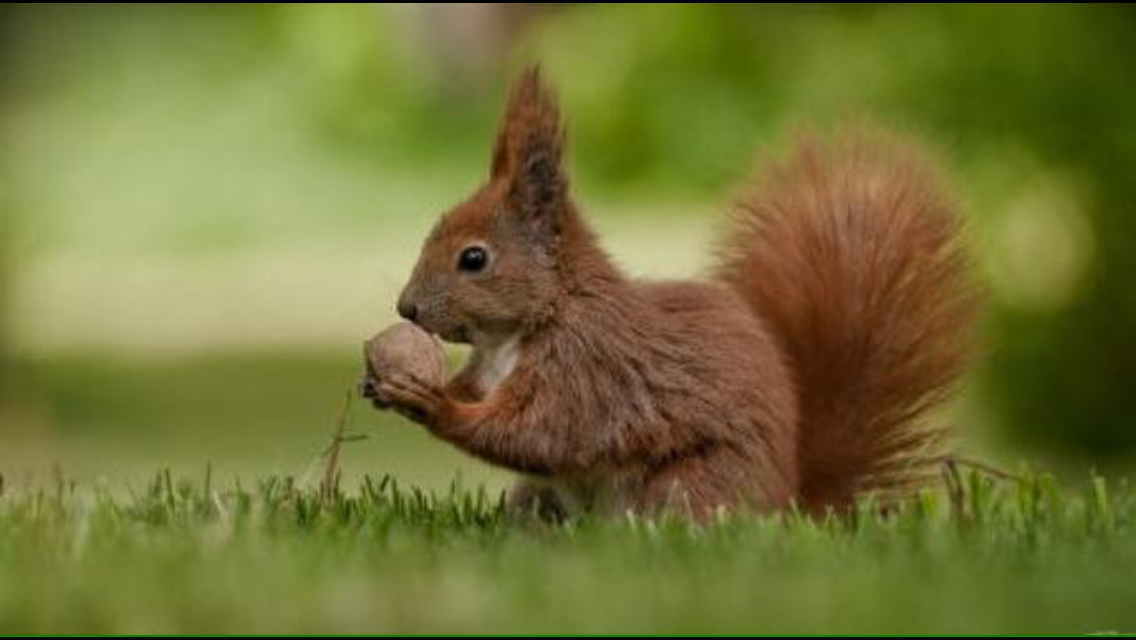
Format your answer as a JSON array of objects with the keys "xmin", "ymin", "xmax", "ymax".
[{"xmin": 473, "ymin": 334, "xmax": 522, "ymax": 395}]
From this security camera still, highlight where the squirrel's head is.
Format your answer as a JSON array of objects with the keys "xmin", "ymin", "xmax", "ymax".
[{"xmin": 397, "ymin": 66, "xmax": 575, "ymax": 345}]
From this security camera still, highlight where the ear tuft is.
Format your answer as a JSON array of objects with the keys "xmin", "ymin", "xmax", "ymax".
[
  {"xmin": 490, "ymin": 65, "xmax": 566, "ymax": 197},
  {"xmin": 517, "ymin": 145, "xmax": 562, "ymax": 210}
]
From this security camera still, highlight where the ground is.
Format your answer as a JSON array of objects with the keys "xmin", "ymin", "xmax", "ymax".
[
  {"xmin": 1, "ymin": 453, "xmax": 1134, "ymax": 633},
  {"xmin": 1, "ymin": 355, "xmax": 1134, "ymax": 633}
]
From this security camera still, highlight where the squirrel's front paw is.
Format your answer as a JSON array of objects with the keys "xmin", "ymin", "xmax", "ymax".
[
  {"xmin": 359, "ymin": 376, "xmax": 394, "ymax": 410},
  {"xmin": 375, "ymin": 373, "xmax": 448, "ymax": 426}
]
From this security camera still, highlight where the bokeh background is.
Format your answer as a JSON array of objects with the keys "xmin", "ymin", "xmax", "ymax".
[{"xmin": 1, "ymin": 3, "xmax": 1134, "ymax": 493}]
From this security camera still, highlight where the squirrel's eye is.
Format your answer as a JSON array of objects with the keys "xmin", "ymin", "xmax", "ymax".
[{"xmin": 457, "ymin": 246, "xmax": 488, "ymax": 273}]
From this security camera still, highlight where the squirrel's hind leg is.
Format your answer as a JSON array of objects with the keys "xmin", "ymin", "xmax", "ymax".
[{"xmin": 506, "ymin": 478, "xmax": 569, "ymax": 523}]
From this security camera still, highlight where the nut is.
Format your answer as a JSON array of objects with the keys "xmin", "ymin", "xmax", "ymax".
[{"xmin": 362, "ymin": 322, "xmax": 446, "ymax": 391}]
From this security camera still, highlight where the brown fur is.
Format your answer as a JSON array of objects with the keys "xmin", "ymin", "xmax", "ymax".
[
  {"xmin": 717, "ymin": 131, "xmax": 978, "ymax": 511},
  {"xmin": 373, "ymin": 67, "xmax": 975, "ymax": 518}
]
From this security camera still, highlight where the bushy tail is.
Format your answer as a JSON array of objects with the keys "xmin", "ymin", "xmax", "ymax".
[{"xmin": 716, "ymin": 130, "xmax": 977, "ymax": 512}]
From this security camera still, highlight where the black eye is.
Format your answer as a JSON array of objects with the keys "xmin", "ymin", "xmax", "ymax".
[{"xmin": 458, "ymin": 246, "xmax": 488, "ymax": 272}]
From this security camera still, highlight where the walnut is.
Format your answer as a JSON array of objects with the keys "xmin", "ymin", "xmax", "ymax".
[{"xmin": 361, "ymin": 322, "xmax": 446, "ymax": 406}]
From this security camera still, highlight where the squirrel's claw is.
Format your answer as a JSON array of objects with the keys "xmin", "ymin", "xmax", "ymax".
[{"xmin": 377, "ymin": 373, "xmax": 447, "ymax": 426}]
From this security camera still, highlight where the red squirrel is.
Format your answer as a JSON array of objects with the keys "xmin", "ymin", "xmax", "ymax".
[{"xmin": 364, "ymin": 66, "xmax": 976, "ymax": 519}]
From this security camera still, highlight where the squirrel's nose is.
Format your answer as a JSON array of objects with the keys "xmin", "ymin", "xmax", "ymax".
[{"xmin": 397, "ymin": 297, "xmax": 419, "ymax": 323}]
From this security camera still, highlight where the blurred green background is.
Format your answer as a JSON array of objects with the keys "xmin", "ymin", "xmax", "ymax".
[{"xmin": 1, "ymin": 3, "xmax": 1134, "ymax": 492}]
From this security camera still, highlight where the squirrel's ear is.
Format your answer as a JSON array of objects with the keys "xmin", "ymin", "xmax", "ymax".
[{"xmin": 490, "ymin": 66, "xmax": 567, "ymax": 222}]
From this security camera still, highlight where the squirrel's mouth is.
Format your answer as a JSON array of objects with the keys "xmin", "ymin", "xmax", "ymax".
[
  {"xmin": 437, "ymin": 325, "xmax": 472, "ymax": 345},
  {"xmin": 410, "ymin": 311, "xmax": 473, "ymax": 345},
  {"xmin": 418, "ymin": 322, "xmax": 470, "ymax": 345}
]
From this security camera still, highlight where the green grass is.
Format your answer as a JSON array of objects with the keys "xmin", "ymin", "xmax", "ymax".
[
  {"xmin": 0, "ymin": 468, "xmax": 1133, "ymax": 634},
  {"xmin": 1, "ymin": 354, "xmax": 1132, "ymax": 633}
]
